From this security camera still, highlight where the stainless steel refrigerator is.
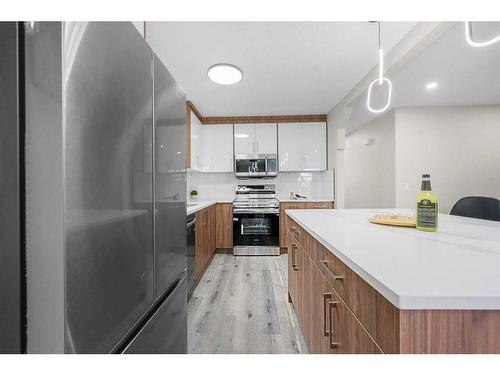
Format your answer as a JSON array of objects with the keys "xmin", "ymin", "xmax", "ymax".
[{"xmin": 1, "ymin": 21, "xmax": 187, "ymax": 353}]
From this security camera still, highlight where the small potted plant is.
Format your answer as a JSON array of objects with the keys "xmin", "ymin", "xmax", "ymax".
[{"xmin": 190, "ymin": 189, "xmax": 198, "ymax": 202}]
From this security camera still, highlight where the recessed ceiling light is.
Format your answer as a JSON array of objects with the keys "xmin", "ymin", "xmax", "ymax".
[
  {"xmin": 425, "ymin": 82, "xmax": 439, "ymax": 90},
  {"xmin": 207, "ymin": 64, "xmax": 242, "ymax": 85}
]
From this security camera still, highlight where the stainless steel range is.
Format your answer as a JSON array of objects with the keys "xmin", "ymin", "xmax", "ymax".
[{"xmin": 232, "ymin": 184, "xmax": 280, "ymax": 256}]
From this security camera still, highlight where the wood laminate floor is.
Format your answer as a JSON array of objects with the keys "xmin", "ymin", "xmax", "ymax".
[{"xmin": 187, "ymin": 254, "xmax": 308, "ymax": 354}]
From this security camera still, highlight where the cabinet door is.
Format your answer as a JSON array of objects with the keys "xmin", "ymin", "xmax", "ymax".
[
  {"xmin": 301, "ymin": 247, "xmax": 316, "ymax": 351},
  {"xmin": 203, "ymin": 124, "xmax": 234, "ymax": 172},
  {"xmin": 195, "ymin": 209, "xmax": 206, "ymax": 278},
  {"xmin": 279, "ymin": 203, "xmax": 291, "ymax": 248},
  {"xmin": 343, "ymin": 305, "xmax": 381, "ymax": 354},
  {"xmin": 208, "ymin": 205, "xmax": 216, "ymax": 256},
  {"xmin": 287, "ymin": 231, "xmax": 298, "ymax": 306},
  {"xmin": 278, "ymin": 123, "xmax": 303, "ymax": 171},
  {"xmin": 234, "ymin": 124, "xmax": 255, "ymax": 155},
  {"xmin": 302, "ymin": 122, "xmax": 327, "ymax": 171},
  {"xmin": 254, "ymin": 123, "xmax": 277, "ymax": 154},
  {"xmin": 327, "ymin": 288, "xmax": 347, "ymax": 353},
  {"xmin": 295, "ymin": 244, "xmax": 304, "ymax": 325},
  {"xmin": 190, "ymin": 111, "xmax": 203, "ymax": 170},
  {"xmin": 216, "ymin": 203, "xmax": 233, "ymax": 249}
]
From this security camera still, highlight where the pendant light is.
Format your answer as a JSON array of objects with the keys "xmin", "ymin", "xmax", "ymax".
[
  {"xmin": 465, "ymin": 21, "xmax": 500, "ymax": 47},
  {"xmin": 366, "ymin": 21, "xmax": 392, "ymax": 114}
]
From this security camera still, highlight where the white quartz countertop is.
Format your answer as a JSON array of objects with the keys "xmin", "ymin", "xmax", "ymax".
[
  {"xmin": 286, "ymin": 208, "xmax": 500, "ymax": 310},
  {"xmin": 186, "ymin": 199, "xmax": 233, "ymax": 215},
  {"xmin": 186, "ymin": 197, "xmax": 334, "ymax": 215}
]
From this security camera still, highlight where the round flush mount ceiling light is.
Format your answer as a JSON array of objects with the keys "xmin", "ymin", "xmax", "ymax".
[
  {"xmin": 425, "ymin": 82, "xmax": 439, "ymax": 90},
  {"xmin": 207, "ymin": 64, "xmax": 242, "ymax": 85}
]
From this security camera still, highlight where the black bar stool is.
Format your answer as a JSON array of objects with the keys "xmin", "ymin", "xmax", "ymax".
[{"xmin": 450, "ymin": 196, "xmax": 500, "ymax": 222}]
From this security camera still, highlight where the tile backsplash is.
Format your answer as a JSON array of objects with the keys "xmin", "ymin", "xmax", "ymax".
[{"xmin": 188, "ymin": 169, "xmax": 335, "ymax": 201}]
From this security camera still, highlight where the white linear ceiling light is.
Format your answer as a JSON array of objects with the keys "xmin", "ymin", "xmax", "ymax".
[
  {"xmin": 207, "ymin": 63, "xmax": 242, "ymax": 85},
  {"xmin": 465, "ymin": 21, "xmax": 500, "ymax": 47},
  {"xmin": 366, "ymin": 22, "xmax": 393, "ymax": 114}
]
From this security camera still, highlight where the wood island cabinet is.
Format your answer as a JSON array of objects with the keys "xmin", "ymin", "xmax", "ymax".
[
  {"xmin": 286, "ymin": 214, "xmax": 500, "ymax": 354},
  {"xmin": 287, "ymin": 219, "xmax": 381, "ymax": 354}
]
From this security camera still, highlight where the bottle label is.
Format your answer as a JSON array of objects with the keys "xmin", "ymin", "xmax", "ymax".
[{"xmin": 417, "ymin": 199, "xmax": 437, "ymax": 228}]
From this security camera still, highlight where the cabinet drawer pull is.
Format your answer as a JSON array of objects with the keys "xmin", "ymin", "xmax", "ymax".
[
  {"xmin": 320, "ymin": 260, "xmax": 344, "ymax": 281},
  {"xmin": 291, "ymin": 244, "xmax": 299, "ymax": 271},
  {"xmin": 329, "ymin": 301, "xmax": 340, "ymax": 349},
  {"xmin": 290, "ymin": 226, "xmax": 299, "ymax": 237},
  {"xmin": 322, "ymin": 292, "xmax": 332, "ymax": 336}
]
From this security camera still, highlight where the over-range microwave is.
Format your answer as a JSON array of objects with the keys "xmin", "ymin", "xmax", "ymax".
[{"xmin": 234, "ymin": 154, "xmax": 278, "ymax": 178}]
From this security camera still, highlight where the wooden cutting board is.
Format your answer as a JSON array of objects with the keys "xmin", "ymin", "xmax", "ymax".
[{"xmin": 369, "ymin": 214, "xmax": 416, "ymax": 227}]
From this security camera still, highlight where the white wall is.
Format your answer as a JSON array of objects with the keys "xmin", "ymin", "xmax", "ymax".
[
  {"xmin": 395, "ymin": 106, "xmax": 500, "ymax": 213},
  {"xmin": 344, "ymin": 111, "xmax": 396, "ymax": 209},
  {"xmin": 327, "ymin": 106, "xmax": 352, "ymax": 208}
]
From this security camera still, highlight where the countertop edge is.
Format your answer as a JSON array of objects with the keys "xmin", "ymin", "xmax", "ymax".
[
  {"xmin": 187, "ymin": 198, "xmax": 335, "ymax": 215},
  {"xmin": 186, "ymin": 200, "xmax": 232, "ymax": 215}
]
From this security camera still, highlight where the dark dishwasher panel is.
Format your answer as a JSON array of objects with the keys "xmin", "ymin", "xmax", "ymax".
[{"xmin": 186, "ymin": 213, "xmax": 196, "ymax": 300}]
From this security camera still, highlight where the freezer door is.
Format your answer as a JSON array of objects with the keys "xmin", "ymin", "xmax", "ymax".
[
  {"xmin": 63, "ymin": 22, "xmax": 155, "ymax": 353},
  {"xmin": 123, "ymin": 275, "xmax": 187, "ymax": 354},
  {"xmin": 153, "ymin": 54, "xmax": 187, "ymax": 298}
]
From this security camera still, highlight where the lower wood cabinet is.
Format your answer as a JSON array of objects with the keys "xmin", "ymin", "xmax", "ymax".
[
  {"xmin": 195, "ymin": 203, "xmax": 232, "ymax": 284},
  {"xmin": 215, "ymin": 203, "xmax": 233, "ymax": 249},
  {"xmin": 279, "ymin": 201, "xmax": 333, "ymax": 250},
  {"xmin": 195, "ymin": 205, "xmax": 216, "ymax": 279}
]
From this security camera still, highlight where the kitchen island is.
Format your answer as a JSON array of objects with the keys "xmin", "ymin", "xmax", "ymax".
[{"xmin": 285, "ymin": 209, "xmax": 500, "ymax": 354}]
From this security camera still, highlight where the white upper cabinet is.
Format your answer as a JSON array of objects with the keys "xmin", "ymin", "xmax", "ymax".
[
  {"xmin": 278, "ymin": 122, "xmax": 327, "ymax": 171},
  {"xmin": 234, "ymin": 123, "xmax": 277, "ymax": 155},
  {"xmin": 278, "ymin": 123, "xmax": 302, "ymax": 171},
  {"xmin": 202, "ymin": 124, "xmax": 234, "ymax": 172},
  {"xmin": 190, "ymin": 110, "xmax": 204, "ymax": 171},
  {"xmin": 301, "ymin": 122, "xmax": 327, "ymax": 171},
  {"xmin": 233, "ymin": 124, "xmax": 255, "ymax": 155},
  {"xmin": 255, "ymin": 123, "xmax": 277, "ymax": 154}
]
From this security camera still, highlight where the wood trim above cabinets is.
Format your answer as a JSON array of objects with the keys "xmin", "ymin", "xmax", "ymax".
[
  {"xmin": 203, "ymin": 114, "xmax": 327, "ymax": 125},
  {"xmin": 185, "ymin": 100, "xmax": 327, "ymax": 125},
  {"xmin": 186, "ymin": 100, "xmax": 203, "ymax": 122}
]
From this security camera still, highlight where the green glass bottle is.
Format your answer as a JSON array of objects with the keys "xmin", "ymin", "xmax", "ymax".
[{"xmin": 416, "ymin": 174, "xmax": 438, "ymax": 232}]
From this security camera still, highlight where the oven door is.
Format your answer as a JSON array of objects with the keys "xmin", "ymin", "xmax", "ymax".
[{"xmin": 232, "ymin": 211, "xmax": 280, "ymax": 255}]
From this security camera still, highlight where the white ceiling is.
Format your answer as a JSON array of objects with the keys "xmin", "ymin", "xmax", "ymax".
[
  {"xmin": 346, "ymin": 22, "xmax": 500, "ymax": 132},
  {"xmin": 146, "ymin": 22, "xmax": 416, "ymax": 116}
]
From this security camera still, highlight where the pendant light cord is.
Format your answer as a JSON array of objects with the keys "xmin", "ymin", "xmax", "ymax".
[{"xmin": 378, "ymin": 21, "xmax": 381, "ymax": 50}]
